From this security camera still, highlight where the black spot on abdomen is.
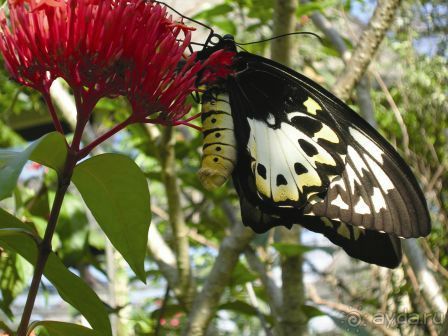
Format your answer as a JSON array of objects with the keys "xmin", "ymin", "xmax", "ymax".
[{"xmin": 298, "ymin": 139, "xmax": 318, "ymax": 156}]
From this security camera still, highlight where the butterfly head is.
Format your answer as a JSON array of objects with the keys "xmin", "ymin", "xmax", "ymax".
[{"xmin": 197, "ymin": 34, "xmax": 237, "ymax": 61}]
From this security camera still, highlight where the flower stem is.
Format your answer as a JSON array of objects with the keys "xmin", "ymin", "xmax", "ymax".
[
  {"xmin": 16, "ymin": 150, "xmax": 78, "ymax": 336},
  {"xmin": 78, "ymin": 117, "xmax": 134, "ymax": 158},
  {"xmin": 43, "ymin": 92, "xmax": 64, "ymax": 134}
]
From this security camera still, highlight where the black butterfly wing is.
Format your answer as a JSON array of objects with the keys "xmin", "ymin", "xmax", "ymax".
[
  {"xmin": 228, "ymin": 52, "xmax": 430, "ymax": 242},
  {"xmin": 229, "ymin": 95, "xmax": 403, "ymax": 268},
  {"xmin": 234, "ymin": 180, "xmax": 402, "ymax": 268}
]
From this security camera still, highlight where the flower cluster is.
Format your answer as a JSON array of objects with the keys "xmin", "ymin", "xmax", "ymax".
[{"xmin": 0, "ymin": 0, "xmax": 234, "ymax": 136}]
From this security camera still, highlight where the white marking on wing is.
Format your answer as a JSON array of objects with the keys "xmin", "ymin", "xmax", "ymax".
[
  {"xmin": 331, "ymin": 195, "xmax": 349, "ymax": 210},
  {"xmin": 286, "ymin": 111, "xmax": 309, "ymax": 122},
  {"xmin": 329, "ymin": 176, "xmax": 346, "ymax": 191},
  {"xmin": 248, "ymin": 118, "xmax": 271, "ymax": 197},
  {"xmin": 363, "ymin": 154, "xmax": 394, "ymax": 191},
  {"xmin": 349, "ymin": 127, "xmax": 384, "ymax": 164},
  {"xmin": 372, "ymin": 187, "xmax": 387, "ymax": 212},
  {"xmin": 354, "ymin": 197, "xmax": 371, "ymax": 214},
  {"xmin": 348, "ymin": 146, "xmax": 369, "ymax": 176},
  {"xmin": 270, "ymin": 129, "xmax": 300, "ymax": 202},
  {"xmin": 267, "ymin": 114, "xmax": 276, "ymax": 126},
  {"xmin": 346, "ymin": 164, "xmax": 362, "ymax": 194},
  {"xmin": 278, "ymin": 123, "xmax": 322, "ymax": 189}
]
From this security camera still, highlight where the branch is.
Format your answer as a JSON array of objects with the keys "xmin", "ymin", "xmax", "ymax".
[
  {"xmin": 442, "ymin": 308, "xmax": 448, "ymax": 336},
  {"xmin": 334, "ymin": 0, "xmax": 401, "ymax": 100},
  {"xmin": 245, "ymin": 282, "xmax": 274, "ymax": 336},
  {"xmin": 402, "ymin": 240, "xmax": 447, "ymax": 314},
  {"xmin": 420, "ymin": 239, "xmax": 448, "ymax": 280},
  {"xmin": 371, "ymin": 69, "xmax": 410, "ymax": 156},
  {"xmin": 277, "ymin": 227, "xmax": 307, "ymax": 335},
  {"xmin": 271, "ymin": 0, "xmax": 297, "ymax": 64},
  {"xmin": 355, "ymin": 76, "xmax": 377, "ymax": 127},
  {"xmin": 49, "ymin": 79, "xmax": 97, "ymax": 144},
  {"xmin": 147, "ymin": 224, "xmax": 183, "ymax": 295},
  {"xmin": 244, "ymin": 248, "xmax": 283, "ymax": 334},
  {"xmin": 304, "ymin": 1, "xmax": 351, "ymax": 61},
  {"xmin": 402, "ymin": 255, "xmax": 438, "ymax": 336},
  {"xmin": 308, "ymin": 285, "xmax": 400, "ymax": 336},
  {"xmin": 303, "ymin": 1, "xmax": 377, "ymax": 126},
  {"xmin": 159, "ymin": 126, "xmax": 195, "ymax": 307},
  {"xmin": 183, "ymin": 223, "xmax": 254, "ymax": 336}
]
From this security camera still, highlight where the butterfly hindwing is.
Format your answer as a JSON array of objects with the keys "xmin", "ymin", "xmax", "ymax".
[
  {"xmin": 228, "ymin": 52, "xmax": 430, "ymax": 239},
  {"xmin": 233, "ymin": 177, "xmax": 402, "ymax": 268}
]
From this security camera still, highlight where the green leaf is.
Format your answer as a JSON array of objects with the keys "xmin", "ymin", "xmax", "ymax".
[
  {"xmin": 219, "ymin": 300, "xmax": 258, "ymax": 317},
  {"xmin": 0, "ymin": 132, "xmax": 67, "ymax": 200},
  {"xmin": 218, "ymin": 299, "xmax": 274, "ymax": 324},
  {"xmin": 0, "ymin": 252, "xmax": 30, "ymax": 319},
  {"xmin": 29, "ymin": 321, "xmax": 101, "ymax": 336},
  {"xmin": 72, "ymin": 153, "xmax": 151, "ymax": 281},
  {"xmin": 302, "ymin": 304, "xmax": 326, "ymax": 319},
  {"xmin": 0, "ymin": 209, "xmax": 112, "ymax": 336},
  {"xmin": 193, "ymin": 4, "xmax": 233, "ymax": 19},
  {"xmin": 29, "ymin": 132, "xmax": 68, "ymax": 172},
  {"xmin": 230, "ymin": 262, "xmax": 258, "ymax": 286},
  {"xmin": 296, "ymin": 0, "xmax": 337, "ymax": 17}
]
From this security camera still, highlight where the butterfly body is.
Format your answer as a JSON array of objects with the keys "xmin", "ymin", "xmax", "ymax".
[
  {"xmin": 198, "ymin": 87, "xmax": 237, "ymax": 190},
  {"xmin": 197, "ymin": 34, "xmax": 431, "ymax": 268}
]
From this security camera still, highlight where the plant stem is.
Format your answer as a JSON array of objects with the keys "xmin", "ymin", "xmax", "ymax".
[
  {"xmin": 16, "ymin": 150, "xmax": 78, "ymax": 336},
  {"xmin": 78, "ymin": 117, "xmax": 134, "ymax": 158},
  {"xmin": 43, "ymin": 92, "xmax": 64, "ymax": 134}
]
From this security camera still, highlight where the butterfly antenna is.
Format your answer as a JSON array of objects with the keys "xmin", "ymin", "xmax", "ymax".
[
  {"xmin": 236, "ymin": 31, "xmax": 323, "ymax": 46},
  {"xmin": 151, "ymin": 0, "xmax": 216, "ymax": 48}
]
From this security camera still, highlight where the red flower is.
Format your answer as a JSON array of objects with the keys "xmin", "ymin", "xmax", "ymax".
[{"xmin": 0, "ymin": 0, "xmax": 234, "ymax": 147}]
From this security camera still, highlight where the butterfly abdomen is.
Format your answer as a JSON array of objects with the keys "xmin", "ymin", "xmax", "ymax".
[{"xmin": 198, "ymin": 87, "xmax": 237, "ymax": 190}]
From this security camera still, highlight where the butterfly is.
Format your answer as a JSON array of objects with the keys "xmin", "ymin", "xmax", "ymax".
[{"xmin": 193, "ymin": 32, "xmax": 431, "ymax": 268}]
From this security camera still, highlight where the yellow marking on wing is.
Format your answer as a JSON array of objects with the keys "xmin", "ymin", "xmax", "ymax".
[
  {"xmin": 352, "ymin": 226, "xmax": 365, "ymax": 240},
  {"xmin": 337, "ymin": 223, "xmax": 351, "ymax": 239},
  {"xmin": 272, "ymin": 185, "xmax": 300, "ymax": 202},
  {"xmin": 256, "ymin": 177, "xmax": 271, "ymax": 198},
  {"xmin": 321, "ymin": 217, "xmax": 333, "ymax": 228},
  {"xmin": 312, "ymin": 152, "xmax": 337, "ymax": 166},
  {"xmin": 303, "ymin": 97, "xmax": 322, "ymax": 115},
  {"xmin": 297, "ymin": 171, "xmax": 322, "ymax": 188},
  {"xmin": 313, "ymin": 124, "xmax": 340, "ymax": 143}
]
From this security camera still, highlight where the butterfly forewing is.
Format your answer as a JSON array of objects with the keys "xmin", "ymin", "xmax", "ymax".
[
  {"xmin": 229, "ymin": 56, "xmax": 347, "ymax": 210},
  {"xmin": 229, "ymin": 52, "xmax": 430, "ymax": 239}
]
